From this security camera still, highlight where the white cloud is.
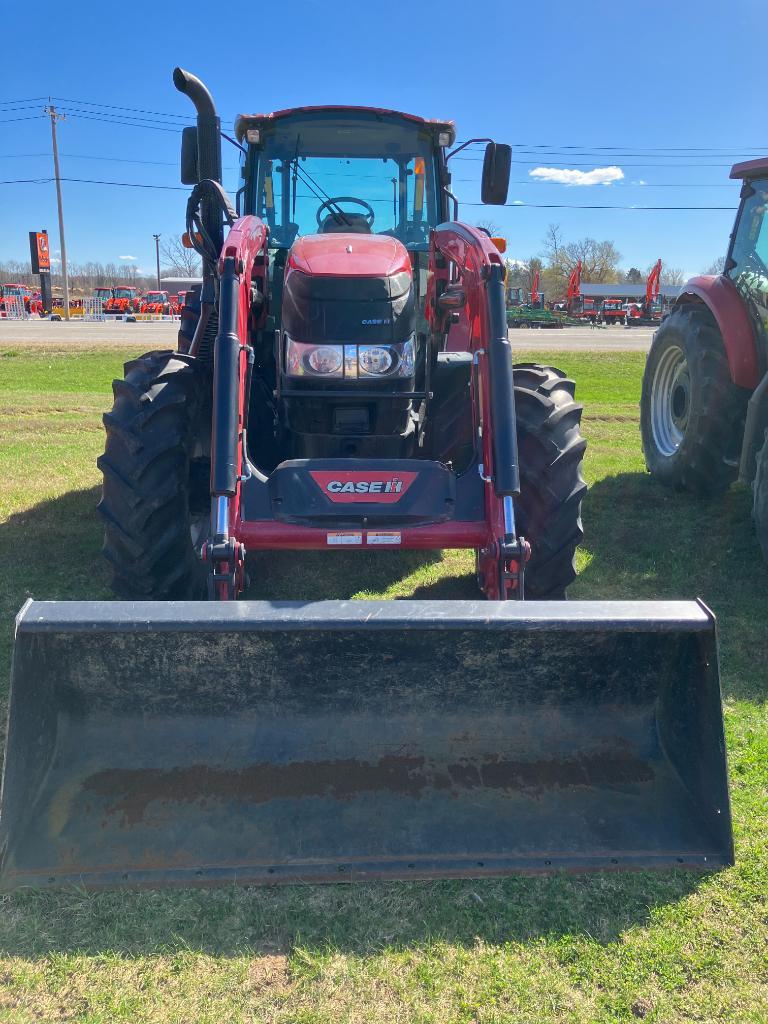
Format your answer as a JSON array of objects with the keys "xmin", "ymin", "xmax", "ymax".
[
  {"xmin": 119, "ymin": 254, "xmax": 138, "ymax": 261},
  {"xmin": 529, "ymin": 166, "xmax": 624, "ymax": 187}
]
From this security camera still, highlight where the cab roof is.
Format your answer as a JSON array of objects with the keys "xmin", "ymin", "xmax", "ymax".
[
  {"xmin": 730, "ymin": 157, "xmax": 768, "ymax": 180},
  {"xmin": 234, "ymin": 105, "xmax": 455, "ymax": 146}
]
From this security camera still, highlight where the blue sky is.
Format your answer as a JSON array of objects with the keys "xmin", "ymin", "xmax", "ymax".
[{"xmin": 0, "ymin": 0, "xmax": 763, "ymax": 279}]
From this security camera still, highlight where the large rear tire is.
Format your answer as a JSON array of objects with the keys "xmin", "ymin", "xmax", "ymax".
[
  {"xmin": 513, "ymin": 363, "xmax": 588, "ymax": 599},
  {"xmin": 753, "ymin": 429, "xmax": 768, "ymax": 563},
  {"xmin": 640, "ymin": 304, "xmax": 748, "ymax": 495},
  {"xmin": 97, "ymin": 350, "xmax": 211, "ymax": 598}
]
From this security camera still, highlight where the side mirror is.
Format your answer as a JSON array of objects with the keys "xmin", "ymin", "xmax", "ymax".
[
  {"xmin": 181, "ymin": 126, "xmax": 199, "ymax": 185},
  {"xmin": 481, "ymin": 143, "xmax": 511, "ymax": 206}
]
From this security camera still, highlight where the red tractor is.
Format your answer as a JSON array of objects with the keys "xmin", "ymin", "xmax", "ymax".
[
  {"xmin": 598, "ymin": 297, "xmax": 626, "ymax": 325},
  {"xmin": 93, "ymin": 287, "xmax": 114, "ymax": 306},
  {"xmin": 0, "ymin": 68, "xmax": 733, "ymax": 891},
  {"xmin": 105, "ymin": 287, "xmax": 141, "ymax": 316},
  {"xmin": 140, "ymin": 290, "xmax": 175, "ymax": 315},
  {"xmin": 641, "ymin": 160, "xmax": 768, "ymax": 557},
  {"xmin": 0, "ymin": 283, "xmax": 42, "ymax": 316}
]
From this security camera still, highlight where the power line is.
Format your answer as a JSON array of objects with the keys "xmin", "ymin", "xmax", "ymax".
[
  {"xmin": 455, "ymin": 156, "xmax": 739, "ymax": 168},
  {"xmin": 50, "ymin": 95, "xmax": 192, "ymax": 120},
  {"xmin": 0, "ymin": 96, "xmax": 47, "ymax": 106},
  {"xmin": 60, "ymin": 177, "xmax": 187, "ymax": 190},
  {"xmin": 53, "ymin": 110, "xmax": 187, "ymax": 133},
  {"xmin": 0, "ymin": 115, "xmax": 47, "ymax": 125},
  {"xmin": 0, "ymin": 174, "xmax": 737, "ymax": 208},
  {"xmin": 463, "ymin": 201, "xmax": 737, "ymax": 210},
  {"xmin": 458, "ymin": 139, "xmax": 768, "ymax": 154}
]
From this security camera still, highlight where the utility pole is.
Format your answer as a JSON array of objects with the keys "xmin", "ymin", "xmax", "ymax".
[
  {"xmin": 46, "ymin": 105, "xmax": 70, "ymax": 321},
  {"xmin": 153, "ymin": 233, "xmax": 161, "ymax": 289}
]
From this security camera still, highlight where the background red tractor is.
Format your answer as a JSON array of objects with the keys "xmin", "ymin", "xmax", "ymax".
[
  {"xmin": 140, "ymin": 289, "xmax": 175, "ymax": 315},
  {"xmin": 105, "ymin": 286, "xmax": 141, "ymax": 316},
  {"xmin": 641, "ymin": 159, "xmax": 768, "ymax": 558},
  {"xmin": 598, "ymin": 297, "xmax": 626, "ymax": 325},
  {"xmin": 0, "ymin": 283, "xmax": 42, "ymax": 316}
]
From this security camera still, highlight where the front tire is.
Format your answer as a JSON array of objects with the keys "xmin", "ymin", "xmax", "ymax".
[
  {"xmin": 513, "ymin": 364, "xmax": 588, "ymax": 599},
  {"xmin": 97, "ymin": 350, "xmax": 211, "ymax": 598},
  {"xmin": 640, "ymin": 304, "xmax": 748, "ymax": 494},
  {"xmin": 753, "ymin": 430, "xmax": 768, "ymax": 563}
]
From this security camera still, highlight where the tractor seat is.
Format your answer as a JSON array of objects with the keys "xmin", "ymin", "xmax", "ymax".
[{"xmin": 319, "ymin": 213, "xmax": 372, "ymax": 234}]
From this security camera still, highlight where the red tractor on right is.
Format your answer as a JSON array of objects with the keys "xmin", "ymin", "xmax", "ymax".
[{"xmin": 641, "ymin": 158, "xmax": 768, "ymax": 558}]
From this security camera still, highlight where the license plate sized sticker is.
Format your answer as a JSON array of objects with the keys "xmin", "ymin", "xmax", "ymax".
[
  {"xmin": 327, "ymin": 532, "xmax": 363, "ymax": 546},
  {"xmin": 367, "ymin": 531, "xmax": 402, "ymax": 545}
]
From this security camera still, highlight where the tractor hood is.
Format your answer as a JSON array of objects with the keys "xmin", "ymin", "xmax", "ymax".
[
  {"xmin": 288, "ymin": 233, "xmax": 411, "ymax": 280},
  {"xmin": 282, "ymin": 234, "xmax": 415, "ymax": 344}
]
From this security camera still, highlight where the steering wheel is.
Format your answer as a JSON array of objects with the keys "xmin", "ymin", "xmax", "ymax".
[{"xmin": 316, "ymin": 196, "xmax": 375, "ymax": 229}]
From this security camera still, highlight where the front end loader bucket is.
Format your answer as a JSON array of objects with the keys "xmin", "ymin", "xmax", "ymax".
[{"xmin": 1, "ymin": 599, "xmax": 732, "ymax": 889}]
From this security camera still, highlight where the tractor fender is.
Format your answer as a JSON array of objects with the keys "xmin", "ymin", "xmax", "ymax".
[{"xmin": 676, "ymin": 275, "xmax": 760, "ymax": 389}]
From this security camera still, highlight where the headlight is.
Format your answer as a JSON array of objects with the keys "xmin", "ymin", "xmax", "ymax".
[
  {"xmin": 285, "ymin": 334, "xmax": 416, "ymax": 380},
  {"xmin": 286, "ymin": 338, "xmax": 343, "ymax": 377},
  {"xmin": 358, "ymin": 346, "xmax": 392, "ymax": 375}
]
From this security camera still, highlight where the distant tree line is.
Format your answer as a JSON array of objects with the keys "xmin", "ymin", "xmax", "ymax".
[
  {"xmin": 0, "ymin": 236, "xmax": 201, "ymax": 294},
  {"xmin": 497, "ymin": 222, "xmax": 719, "ymax": 300}
]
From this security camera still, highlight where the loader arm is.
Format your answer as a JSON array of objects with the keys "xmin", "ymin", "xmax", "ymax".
[
  {"xmin": 204, "ymin": 215, "xmax": 269, "ymax": 598},
  {"xmin": 430, "ymin": 222, "xmax": 526, "ymax": 596}
]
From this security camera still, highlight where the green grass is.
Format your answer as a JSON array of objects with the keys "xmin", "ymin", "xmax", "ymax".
[{"xmin": 0, "ymin": 346, "xmax": 766, "ymax": 1023}]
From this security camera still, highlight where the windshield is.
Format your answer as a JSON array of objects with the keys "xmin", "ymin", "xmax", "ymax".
[
  {"xmin": 145, "ymin": 293, "xmax": 164, "ymax": 301},
  {"xmin": 728, "ymin": 178, "xmax": 768, "ymax": 344},
  {"xmin": 250, "ymin": 113, "xmax": 438, "ymax": 250},
  {"xmin": 114, "ymin": 289, "xmax": 134, "ymax": 298},
  {"xmin": 4, "ymin": 286, "xmax": 26, "ymax": 296}
]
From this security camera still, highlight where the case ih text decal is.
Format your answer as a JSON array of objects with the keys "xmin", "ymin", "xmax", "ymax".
[{"xmin": 310, "ymin": 470, "xmax": 417, "ymax": 503}]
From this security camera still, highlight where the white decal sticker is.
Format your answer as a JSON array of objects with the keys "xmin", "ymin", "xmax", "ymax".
[
  {"xmin": 366, "ymin": 532, "xmax": 402, "ymax": 546},
  {"xmin": 327, "ymin": 532, "xmax": 363, "ymax": 546}
]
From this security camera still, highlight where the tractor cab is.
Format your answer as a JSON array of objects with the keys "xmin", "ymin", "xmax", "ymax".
[
  {"xmin": 726, "ymin": 168, "xmax": 768, "ymax": 347},
  {"xmin": 237, "ymin": 107, "xmax": 454, "ymax": 251},
  {"xmin": 227, "ymin": 106, "xmax": 508, "ymax": 464}
]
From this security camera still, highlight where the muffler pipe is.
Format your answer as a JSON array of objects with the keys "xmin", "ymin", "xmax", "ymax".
[{"xmin": 173, "ymin": 67, "xmax": 224, "ymax": 321}]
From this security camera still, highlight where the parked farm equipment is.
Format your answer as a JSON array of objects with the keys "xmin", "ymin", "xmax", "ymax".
[
  {"xmin": 598, "ymin": 297, "xmax": 626, "ymax": 326},
  {"xmin": 627, "ymin": 260, "xmax": 663, "ymax": 327},
  {"xmin": 0, "ymin": 68, "xmax": 733, "ymax": 890},
  {"xmin": 105, "ymin": 287, "xmax": 141, "ymax": 316},
  {"xmin": 565, "ymin": 260, "xmax": 598, "ymax": 322},
  {"xmin": 140, "ymin": 290, "xmax": 177, "ymax": 315},
  {"xmin": 0, "ymin": 283, "xmax": 41, "ymax": 317}
]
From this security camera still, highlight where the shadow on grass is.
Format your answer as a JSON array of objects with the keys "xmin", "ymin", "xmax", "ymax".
[
  {"xmin": 0, "ymin": 486, "xmax": 110, "ymax": 697},
  {"xmin": 0, "ymin": 869, "xmax": 705, "ymax": 958},
  {"xmin": 573, "ymin": 471, "xmax": 768, "ymax": 702},
  {"xmin": 1, "ymin": 475, "xmax": 757, "ymax": 957}
]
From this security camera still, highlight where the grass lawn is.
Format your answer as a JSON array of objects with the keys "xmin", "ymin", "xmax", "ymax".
[{"xmin": 0, "ymin": 345, "xmax": 766, "ymax": 1023}]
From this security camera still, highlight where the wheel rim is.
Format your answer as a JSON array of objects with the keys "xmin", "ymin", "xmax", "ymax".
[{"xmin": 651, "ymin": 345, "xmax": 691, "ymax": 456}]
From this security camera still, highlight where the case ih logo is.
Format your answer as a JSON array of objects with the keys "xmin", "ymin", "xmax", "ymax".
[{"xmin": 310, "ymin": 470, "xmax": 417, "ymax": 504}]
